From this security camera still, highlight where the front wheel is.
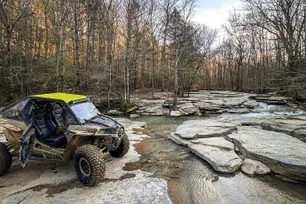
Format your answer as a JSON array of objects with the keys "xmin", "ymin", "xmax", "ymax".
[
  {"xmin": 73, "ymin": 145, "xmax": 105, "ymax": 186},
  {"xmin": 109, "ymin": 133, "xmax": 130, "ymax": 158},
  {"xmin": 0, "ymin": 142, "xmax": 12, "ymax": 176}
]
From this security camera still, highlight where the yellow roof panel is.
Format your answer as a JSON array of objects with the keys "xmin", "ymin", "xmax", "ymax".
[{"xmin": 34, "ymin": 92, "xmax": 87, "ymax": 103}]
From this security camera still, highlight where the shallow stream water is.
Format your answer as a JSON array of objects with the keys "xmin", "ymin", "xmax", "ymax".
[{"xmin": 129, "ymin": 116, "xmax": 306, "ymax": 204}]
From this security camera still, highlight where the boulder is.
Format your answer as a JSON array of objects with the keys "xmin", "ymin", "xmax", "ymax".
[
  {"xmin": 144, "ymin": 106, "xmax": 160, "ymax": 113},
  {"xmin": 129, "ymin": 114, "xmax": 139, "ymax": 118},
  {"xmin": 244, "ymin": 100, "xmax": 259, "ymax": 109},
  {"xmin": 126, "ymin": 106, "xmax": 139, "ymax": 113},
  {"xmin": 144, "ymin": 106, "xmax": 164, "ymax": 116},
  {"xmin": 188, "ymin": 138, "xmax": 242, "ymax": 173},
  {"xmin": 292, "ymin": 128, "xmax": 306, "ymax": 142},
  {"xmin": 241, "ymin": 159, "xmax": 271, "ymax": 175},
  {"xmin": 163, "ymin": 100, "xmax": 173, "ymax": 108},
  {"xmin": 227, "ymin": 126, "xmax": 306, "ymax": 181},
  {"xmin": 178, "ymin": 103, "xmax": 198, "ymax": 115},
  {"xmin": 226, "ymin": 108, "xmax": 249, "ymax": 114},
  {"xmin": 223, "ymin": 99, "xmax": 246, "ymax": 108},
  {"xmin": 195, "ymin": 102, "xmax": 221, "ymax": 113},
  {"xmin": 107, "ymin": 109, "xmax": 124, "ymax": 116},
  {"xmin": 170, "ymin": 110, "xmax": 182, "ymax": 117},
  {"xmin": 175, "ymin": 120, "xmax": 237, "ymax": 139}
]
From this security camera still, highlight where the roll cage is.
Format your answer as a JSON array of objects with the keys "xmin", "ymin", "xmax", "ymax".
[{"xmin": 0, "ymin": 96, "xmax": 84, "ymax": 125}]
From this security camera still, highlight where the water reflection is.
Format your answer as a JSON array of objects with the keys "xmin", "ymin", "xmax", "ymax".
[{"xmin": 133, "ymin": 116, "xmax": 306, "ymax": 204}]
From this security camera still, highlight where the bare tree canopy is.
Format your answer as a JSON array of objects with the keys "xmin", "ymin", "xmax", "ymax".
[{"xmin": 0, "ymin": 0, "xmax": 305, "ymax": 103}]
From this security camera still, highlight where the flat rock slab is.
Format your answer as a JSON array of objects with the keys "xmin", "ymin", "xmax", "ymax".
[
  {"xmin": 260, "ymin": 122, "xmax": 297, "ymax": 135},
  {"xmin": 253, "ymin": 96, "xmax": 289, "ymax": 105},
  {"xmin": 168, "ymin": 132, "xmax": 190, "ymax": 146},
  {"xmin": 260, "ymin": 119, "xmax": 306, "ymax": 142},
  {"xmin": 188, "ymin": 141, "xmax": 242, "ymax": 173},
  {"xmin": 175, "ymin": 120, "xmax": 237, "ymax": 139},
  {"xmin": 191, "ymin": 137, "xmax": 234, "ymax": 150},
  {"xmin": 227, "ymin": 126, "xmax": 306, "ymax": 181}
]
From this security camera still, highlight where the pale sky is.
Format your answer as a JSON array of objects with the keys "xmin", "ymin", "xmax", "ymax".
[{"xmin": 193, "ymin": 0, "xmax": 242, "ymax": 29}]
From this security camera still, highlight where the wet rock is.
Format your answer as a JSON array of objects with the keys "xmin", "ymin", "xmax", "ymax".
[
  {"xmin": 191, "ymin": 137, "xmax": 234, "ymax": 150},
  {"xmin": 170, "ymin": 111, "xmax": 182, "ymax": 117},
  {"xmin": 252, "ymin": 95, "xmax": 289, "ymax": 105},
  {"xmin": 168, "ymin": 132, "xmax": 190, "ymax": 146},
  {"xmin": 175, "ymin": 120, "xmax": 237, "ymax": 139},
  {"xmin": 195, "ymin": 102, "xmax": 221, "ymax": 111},
  {"xmin": 241, "ymin": 121, "xmax": 261, "ymax": 126},
  {"xmin": 178, "ymin": 97, "xmax": 200, "ymax": 102},
  {"xmin": 227, "ymin": 126, "xmax": 306, "ymax": 181},
  {"xmin": 260, "ymin": 122, "xmax": 296, "ymax": 135},
  {"xmin": 188, "ymin": 139, "xmax": 242, "ymax": 173},
  {"xmin": 178, "ymin": 103, "xmax": 198, "ymax": 116},
  {"xmin": 126, "ymin": 106, "xmax": 139, "ymax": 113},
  {"xmin": 143, "ymin": 106, "xmax": 164, "ymax": 116},
  {"xmin": 209, "ymin": 91, "xmax": 246, "ymax": 98},
  {"xmin": 129, "ymin": 114, "xmax": 139, "ymax": 118},
  {"xmin": 194, "ymin": 102, "xmax": 222, "ymax": 115},
  {"xmin": 291, "ymin": 115, "xmax": 306, "ymax": 121},
  {"xmin": 223, "ymin": 99, "xmax": 246, "ymax": 108},
  {"xmin": 225, "ymin": 108, "xmax": 249, "ymax": 114},
  {"xmin": 201, "ymin": 100, "xmax": 225, "ymax": 106},
  {"xmin": 260, "ymin": 119, "xmax": 306, "ymax": 142},
  {"xmin": 244, "ymin": 100, "xmax": 259, "ymax": 109},
  {"xmin": 292, "ymin": 129, "xmax": 306, "ymax": 142},
  {"xmin": 107, "ymin": 109, "xmax": 124, "ymax": 116},
  {"xmin": 163, "ymin": 100, "xmax": 173, "ymax": 108},
  {"xmin": 241, "ymin": 159, "xmax": 271, "ymax": 175}
]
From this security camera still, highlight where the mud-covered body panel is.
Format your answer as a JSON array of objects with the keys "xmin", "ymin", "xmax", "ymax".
[{"xmin": 0, "ymin": 119, "xmax": 26, "ymax": 152}]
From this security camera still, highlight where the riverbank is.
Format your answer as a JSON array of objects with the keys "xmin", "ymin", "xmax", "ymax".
[{"xmin": 130, "ymin": 116, "xmax": 306, "ymax": 204}]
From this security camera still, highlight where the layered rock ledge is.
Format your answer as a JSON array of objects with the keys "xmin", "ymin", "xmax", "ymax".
[
  {"xmin": 227, "ymin": 126, "xmax": 306, "ymax": 181},
  {"xmin": 170, "ymin": 116, "xmax": 306, "ymax": 182},
  {"xmin": 169, "ymin": 119, "xmax": 242, "ymax": 173}
]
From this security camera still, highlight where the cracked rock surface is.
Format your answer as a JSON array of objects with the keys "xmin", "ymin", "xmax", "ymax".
[{"xmin": 0, "ymin": 119, "xmax": 171, "ymax": 204}]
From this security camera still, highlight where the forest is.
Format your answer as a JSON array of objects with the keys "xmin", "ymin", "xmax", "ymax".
[{"xmin": 0, "ymin": 0, "xmax": 305, "ymax": 105}]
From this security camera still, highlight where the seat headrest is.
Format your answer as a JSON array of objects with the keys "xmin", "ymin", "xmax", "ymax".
[{"xmin": 53, "ymin": 104, "xmax": 63, "ymax": 115}]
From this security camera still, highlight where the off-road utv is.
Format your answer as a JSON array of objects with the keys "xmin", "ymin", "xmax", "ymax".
[{"xmin": 0, "ymin": 93, "xmax": 129, "ymax": 186}]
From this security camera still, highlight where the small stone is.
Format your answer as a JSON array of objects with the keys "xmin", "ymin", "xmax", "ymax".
[{"xmin": 241, "ymin": 159, "xmax": 271, "ymax": 175}]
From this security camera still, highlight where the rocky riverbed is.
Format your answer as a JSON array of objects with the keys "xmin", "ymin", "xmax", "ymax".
[
  {"xmin": 106, "ymin": 90, "xmax": 301, "ymax": 117},
  {"xmin": 166, "ymin": 91, "xmax": 306, "ymax": 183},
  {"xmin": 1, "ymin": 90, "xmax": 306, "ymax": 203}
]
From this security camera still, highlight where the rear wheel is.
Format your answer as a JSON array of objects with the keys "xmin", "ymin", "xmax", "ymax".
[
  {"xmin": 0, "ymin": 142, "xmax": 12, "ymax": 176},
  {"xmin": 109, "ymin": 133, "xmax": 130, "ymax": 158},
  {"xmin": 73, "ymin": 145, "xmax": 105, "ymax": 186}
]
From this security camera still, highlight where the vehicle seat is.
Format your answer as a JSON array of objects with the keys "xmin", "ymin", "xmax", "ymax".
[
  {"xmin": 32, "ymin": 109, "xmax": 67, "ymax": 148},
  {"xmin": 52, "ymin": 103, "xmax": 66, "ymax": 130}
]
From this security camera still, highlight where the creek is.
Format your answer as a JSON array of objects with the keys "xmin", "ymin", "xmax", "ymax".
[{"xmin": 129, "ymin": 114, "xmax": 306, "ymax": 204}]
